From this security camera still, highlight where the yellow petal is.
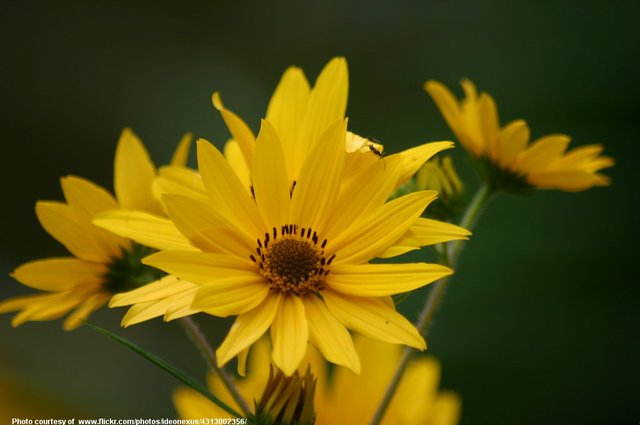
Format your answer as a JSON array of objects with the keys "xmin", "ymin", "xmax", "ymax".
[
  {"xmin": 197, "ymin": 140, "xmax": 265, "ymax": 236},
  {"xmin": 170, "ymin": 132, "xmax": 193, "ymax": 167},
  {"xmin": 527, "ymin": 171, "xmax": 607, "ymax": 191},
  {"xmin": 423, "ymin": 80, "xmax": 464, "ymax": 140},
  {"xmin": 223, "ymin": 140, "xmax": 252, "ymax": 193},
  {"xmin": 162, "ymin": 193, "xmax": 254, "ymax": 256},
  {"xmin": 94, "ymin": 210, "xmax": 197, "ymax": 251},
  {"xmin": 266, "ymin": 66, "xmax": 311, "ymax": 176},
  {"xmin": 497, "ymin": 120, "xmax": 529, "ymax": 168},
  {"xmin": 173, "ymin": 387, "xmax": 230, "ymax": 419},
  {"xmin": 296, "ymin": 57, "xmax": 348, "ymax": 176},
  {"xmin": 153, "ymin": 166, "xmax": 209, "ymax": 204},
  {"xmin": 143, "ymin": 250, "xmax": 255, "ymax": 285},
  {"xmin": 61, "ymin": 175, "xmax": 119, "ymax": 219},
  {"xmin": 327, "ymin": 263, "xmax": 452, "ymax": 297},
  {"xmin": 290, "ymin": 119, "xmax": 347, "ymax": 233},
  {"xmin": 109, "ymin": 275, "xmax": 195, "ymax": 307},
  {"xmin": 120, "ymin": 294, "xmax": 192, "ymax": 327},
  {"xmin": 62, "ymin": 293, "xmax": 109, "ymax": 331},
  {"xmin": 410, "ymin": 217, "xmax": 471, "ymax": 246},
  {"xmin": 252, "ymin": 120, "xmax": 291, "ymax": 226},
  {"xmin": 516, "ymin": 134, "xmax": 571, "ymax": 173},
  {"xmin": 36, "ymin": 201, "xmax": 111, "ymax": 262},
  {"xmin": 216, "ymin": 294, "xmax": 281, "ymax": 367},
  {"xmin": 114, "ymin": 128, "xmax": 162, "ymax": 215},
  {"xmin": 304, "ymin": 295, "xmax": 360, "ymax": 373},
  {"xmin": 271, "ymin": 295, "xmax": 308, "ymax": 376},
  {"xmin": 324, "ymin": 155, "xmax": 402, "ymax": 241},
  {"xmin": 478, "ymin": 93, "xmax": 500, "ymax": 159},
  {"xmin": 193, "ymin": 276, "xmax": 269, "ymax": 317},
  {"xmin": 329, "ymin": 191, "xmax": 437, "ymax": 265},
  {"xmin": 212, "ymin": 92, "xmax": 256, "ymax": 167},
  {"xmin": 323, "ymin": 290, "xmax": 425, "ymax": 350},
  {"xmin": 394, "ymin": 141, "xmax": 455, "ymax": 188},
  {"xmin": 11, "ymin": 257, "xmax": 107, "ymax": 292}
]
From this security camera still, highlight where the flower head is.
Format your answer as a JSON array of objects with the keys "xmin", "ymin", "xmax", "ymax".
[
  {"xmin": 0, "ymin": 129, "xmax": 190, "ymax": 330},
  {"xmin": 174, "ymin": 337, "xmax": 461, "ymax": 425},
  {"xmin": 97, "ymin": 59, "xmax": 470, "ymax": 375},
  {"xmin": 424, "ymin": 79, "xmax": 614, "ymax": 192}
]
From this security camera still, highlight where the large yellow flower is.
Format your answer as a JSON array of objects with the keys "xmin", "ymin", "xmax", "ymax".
[
  {"xmin": 174, "ymin": 337, "xmax": 460, "ymax": 425},
  {"xmin": 0, "ymin": 129, "xmax": 190, "ymax": 330},
  {"xmin": 99, "ymin": 115, "xmax": 465, "ymax": 376},
  {"xmin": 425, "ymin": 79, "xmax": 614, "ymax": 192}
]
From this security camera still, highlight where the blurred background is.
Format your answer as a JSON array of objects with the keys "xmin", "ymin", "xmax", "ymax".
[{"xmin": 1, "ymin": 0, "xmax": 638, "ymax": 423}]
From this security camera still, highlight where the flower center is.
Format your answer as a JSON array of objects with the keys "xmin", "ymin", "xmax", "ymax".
[{"xmin": 250, "ymin": 225, "xmax": 334, "ymax": 296}]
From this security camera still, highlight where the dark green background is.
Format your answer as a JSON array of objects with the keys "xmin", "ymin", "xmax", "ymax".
[{"xmin": 1, "ymin": 0, "xmax": 638, "ymax": 423}]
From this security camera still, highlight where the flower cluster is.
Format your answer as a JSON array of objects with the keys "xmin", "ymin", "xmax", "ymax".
[{"xmin": 1, "ymin": 57, "xmax": 613, "ymax": 424}]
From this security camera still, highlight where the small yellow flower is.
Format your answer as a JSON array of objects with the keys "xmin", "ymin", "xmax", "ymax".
[
  {"xmin": 425, "ymin": 79, "xmax": 614, "ymax": 192},
  {"xmin": 0, "ymin": 129, "xmax": 191, "ymax": 330},
  {"xmin": 174, "ymin": 337, "xmax": 461, "ymax": 425}
]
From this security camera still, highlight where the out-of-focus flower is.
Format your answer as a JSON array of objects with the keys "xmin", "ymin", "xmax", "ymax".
[
  {"xmin": 174, "ymin": 338, "xmax": 460, "ymax": 425},
  {"xmin": 0, "ymin": 129, "xmax": 191, "ymax": 330},
  {"xmin": 425, "ymin": 79, "xmax": 614, "ymax": 192}
]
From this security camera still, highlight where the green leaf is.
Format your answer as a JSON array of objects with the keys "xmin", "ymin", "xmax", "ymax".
[{"xmin": 85, "ymin": 321, "xmax": 242, "ymax": 418}]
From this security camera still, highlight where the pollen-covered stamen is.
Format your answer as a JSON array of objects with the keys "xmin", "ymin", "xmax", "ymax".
[{"xmin": 249, "ymin": 225, "xmax": 331, "ymax": 296}]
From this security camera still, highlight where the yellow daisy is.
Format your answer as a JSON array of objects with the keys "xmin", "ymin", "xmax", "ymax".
[
  {"xmin": 97, "ymin": 58, "xmax": 469, "ymax": 336},
  {"xmin": 0, "ymin": 129, "xmax": 191, "ymax": 330},
  {"xmin": 425, "ymin": 79, "xmax": 614, "ymax": 192},
  {"xmin": 99, "ymin": 116, "xmax": 465, "ymax": 376},
  {"xmin": 174, "ymin": 337, "xmax": 461, "ymax": 425}
]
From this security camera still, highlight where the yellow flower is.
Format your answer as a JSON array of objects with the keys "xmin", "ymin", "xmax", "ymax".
[
  {"xmin": 0, "ymin": 129, "xmax": 190, "ymax": 330},
  {"xmin": 425, "ymin": 79, "xmax": 614, "ymax": 192},
  {"xmin": 99, "ymin": 115, "xmax": 465, "ymax": 376},
  {"xmin": 174, "ymin": 337, "xmax": 461, "ymax": 425}
]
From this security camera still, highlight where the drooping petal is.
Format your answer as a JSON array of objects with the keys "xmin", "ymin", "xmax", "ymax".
[
  {"xmin": 142, "ymin": 251, "xmax": 255, "ymax": 285},
  {"xmin": 323, "ymin": 290, "xmax": 426, "ymax": 350},
  {"xmin": 193, "ymin": 276, "xmax": 269, "ymax": 317},
  {"xmin": 11, "ymin": 257, "xmax": 107, "ymax": 292},
  {"xmin": 304, "ymin": 295, "xmax": 360, "ymax": 373},
  {"xmin": 94, "ymin": 210, "xmax": 197, "ymax": 252},
  {"xmin": 252, "ymin": 120, "xmax": 291, "ymax": 227},
  {"xmin": 271, "ymin": 295, "xmax": 309, "ymax": 376},
  {"xmin": 114, "ymin": 128, "xmax": 162, "ymax": 215},
  {"xmin": 290, "ymin": 119, "xmax": 347, "ymax": 233},
  {"xmin": 62, "ymin": 292, "xmax": 109, "ymax": 331},
  {"xmin": 327, "ymin": 263, "xmax": 452, "ymax": 297},
  {"xmin": 216, "ymin": 294, "xmax": 281, "ymax": 367},
  {"xmin": 212, "ymin": 92, "xmax": 256, "ymax": 167}
]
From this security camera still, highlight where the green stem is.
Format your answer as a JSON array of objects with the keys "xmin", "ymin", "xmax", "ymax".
[
  {"xmin": 179, "ymin": 317, "xmax": 252, "ymax": 416},
  {"xmin": 368, "ymin": 182, "xmax": 493, "ymax": 425}
]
